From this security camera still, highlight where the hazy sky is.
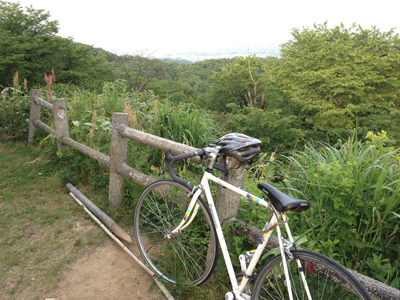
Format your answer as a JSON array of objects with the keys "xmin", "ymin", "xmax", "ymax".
[{"xmin": 10, "ymin": 0, "xmax": 400, "ymax": 57}]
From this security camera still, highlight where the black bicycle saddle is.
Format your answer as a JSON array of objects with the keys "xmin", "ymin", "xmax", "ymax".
[{"xmin": 258, "ymin": 182, "xmax": 310, "ymax": 213}]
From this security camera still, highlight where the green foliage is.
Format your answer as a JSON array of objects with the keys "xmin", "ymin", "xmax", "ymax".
[
  {"xmin": 0, "ymin": 34, "xmax": 112, "ymax": 88},
  {"xmin": 147, "ymin": 80, "xmax": 196, "ymax": 104},
  {"xmin": 225, "ymin": 103, "xmax": 304, "ymax": 152},
  {"xmin": 117, "ymin": 52, "xmax": 167, "ymax": 92},
  {"xmin": 272, "ymin": 132, "xmax": 400, "ymax": 287},
  {"xmin": 147, "ymin": 101, "xmax": 219, "ymax": 166},
  {"xmin": 153, "ymin": 101, "xmax": 218, "ymax": 147},
  {"xmin": 0, "ymin": 1, "xmax": 59, "ymax": 37},
  {"xmin": 56, "ymin": 149, "xmax": 109, "ymax": 188},
  {"xmin": 0, "ymin": 86, "xmax": 31, "ymax": 141},
  {"xmin": 148, "ymin": 58, "xmax": 228, "ymax": 105},
  {"xmin": 275, "ymin": 23, "xmax": 400, "ymax": 143},
  {"xmin": 0, "ymin": 1, "xmax": 114, "ymax": 88},
  {"xmin": 209, "ymin": 55, "xmax": 269, "ymax": 109}
]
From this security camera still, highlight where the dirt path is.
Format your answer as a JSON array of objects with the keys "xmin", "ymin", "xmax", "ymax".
[
  {"xmin": 48, "ymin": 224, "xmax": 165, "ymax": 300},
  {"xmin": 54, "ymin": 240, "xmax": 162, "ymax": 300}
]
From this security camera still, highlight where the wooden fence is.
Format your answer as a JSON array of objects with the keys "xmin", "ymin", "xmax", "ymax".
[
  {"xmin": 27, "ymin": 89, "xmax": 400, "ymax": 300},
  {"xmin": 28, "ymin": 89, "xmax": 243, "ymax": 222}
]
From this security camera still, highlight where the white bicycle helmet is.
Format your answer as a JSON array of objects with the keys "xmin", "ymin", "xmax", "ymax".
[{"xmin": 214, "ymin": 133, "xmax": 261, "ymax": 164}]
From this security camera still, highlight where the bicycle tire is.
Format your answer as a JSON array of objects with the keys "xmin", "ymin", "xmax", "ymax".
[
  {"xmin": 251, "ymin": 249, "xmax": 372, "ymax": 300},
  {"xmin": 134, "ymin": 179, "xmax": 219, "ymax": 285}
]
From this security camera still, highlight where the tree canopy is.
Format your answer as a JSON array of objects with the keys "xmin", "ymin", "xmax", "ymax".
[
  {"xmin": 210, "ymin": 56, "xmax": 269, "ymax": 109},
  {"xmin": 0, "ymin": 1, "xmax": 112, "ymax": 88},
  {"xmin": 275, "ymin": 23, "xmax": 400, "ymax": 141},
  {"xmin": 0, "ymin": 1, "xmax": 59, "ymax": 36}
]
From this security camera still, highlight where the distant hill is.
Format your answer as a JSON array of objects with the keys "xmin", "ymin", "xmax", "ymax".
[
  {"xmin": 165, "ymin": 44, "xmax": 281, "ymax": 62},
  {"xmin": 163, "ymin": 58, "xmax": 194, "ymax": 64}
]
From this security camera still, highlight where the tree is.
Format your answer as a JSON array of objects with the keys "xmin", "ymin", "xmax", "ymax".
[
  {"xmin": 0, "ymin": 1, "xmax": 113, "ymax": 88},
  {"xmin": 0, "ymin": 1, "xmax": 59, "ymax": 36},
  {"xmin": 210, "ymin": 55, "xmax": 270, "ymax": 109},
  {"xmin": 226, "ymin": 103, "xmax": 304, "ymax": 152},
  {"xmin": 275, "ymin": 23, "xmax": 400, "ymax": 142},
  {"xmin": 117, "ymin": 50, "xmax": 167, "ymax": 92}
]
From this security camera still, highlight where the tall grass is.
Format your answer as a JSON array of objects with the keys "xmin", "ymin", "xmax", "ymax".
[
  {"xmin": 146, "ymin": 101, "xmax": 219, "ymax": 167},
  {"xmin": 153, "ymin": 101, "xmax": 217, "ymax": 146},
  {"xmin": 0, "ymin": 87, "xmax": 31, "ymax": 142},
  {"xmin": 2, "ymin": 78, "xmax": 219, "ymax": 193},
  {"xmin": 273, "ymin": 132, "xmax": 400, "ymax": 287}
]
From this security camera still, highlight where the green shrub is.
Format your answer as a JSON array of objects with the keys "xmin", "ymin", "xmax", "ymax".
[
  {"xmin": 225, "ymin": 103, "xmax": 305, "ymax": 152},
  {"xmin": 272, "ymin": 131, "xmax": 400, "ymax": 287}
]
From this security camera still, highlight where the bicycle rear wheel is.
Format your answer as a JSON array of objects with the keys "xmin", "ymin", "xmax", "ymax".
[
  {"xmin": 251, "ymin": 249, "xmax": 372, "ymax": 300},
  {"xmin": 134, "ymin": 180, "xmax": 218, "ymax": 285}
]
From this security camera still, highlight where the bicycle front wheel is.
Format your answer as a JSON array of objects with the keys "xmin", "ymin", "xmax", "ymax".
[
  {"xmin": 134, "ymin": 180, "xmax": 218, "ymax": 285},
  {"xmin": 251, "ymin": 249, "xmax": 372, "ymax": 300}
]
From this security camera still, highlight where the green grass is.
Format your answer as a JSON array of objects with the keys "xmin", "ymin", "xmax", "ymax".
[
  {"xmin": 0, "ymin": 142, "xmax": 108, "ymax": 299},
  {"xmin": 270, "ymin": 133, "xmax": 400, "ymax": 288}
]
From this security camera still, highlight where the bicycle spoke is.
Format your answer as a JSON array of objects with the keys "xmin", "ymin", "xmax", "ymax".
[
  {"xmin": 253, "ymin": 250, "xmax": 370, "ymax": 299},
  {"xmin": 171, "ymin": 236, "xmax": 205, "ymax": 278},
  {"xmin": 134, "ymin": 180, "xmax": 217, "ymax": 286}
]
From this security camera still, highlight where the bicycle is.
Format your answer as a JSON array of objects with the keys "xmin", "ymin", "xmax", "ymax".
[{"xmin": 134, "ymin": 133, "xmax": 372, "ymax": 300}]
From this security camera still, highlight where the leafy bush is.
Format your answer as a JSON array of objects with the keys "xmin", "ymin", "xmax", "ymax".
[
  {"xmin": 271, "ymin": 132, "xmax": 400, "ymax": 287},
  {"xmin": 225, "ymin": 103, "xmax": 304, "ymax": 152}
]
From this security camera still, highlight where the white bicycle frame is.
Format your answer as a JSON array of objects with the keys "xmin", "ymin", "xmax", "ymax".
[{"xmin": 169, "ymin": 169, "xmax": 312, "ymax": 300}]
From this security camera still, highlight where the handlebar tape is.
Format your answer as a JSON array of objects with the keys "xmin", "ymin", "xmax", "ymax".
[
  {"xmin": 165, "ymin": 149, "xmax": 225, "ymax": 187},
  {"xmin": 165, "ymin": 149, "xmax": 204, "ymax": 187}
]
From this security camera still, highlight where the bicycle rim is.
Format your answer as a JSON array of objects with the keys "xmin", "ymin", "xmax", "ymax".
[
  {"xmin": 251, "ymin": 249, "xmax": 371, "ymax": 300},
  {"xmin": 134, "ymin": 180, "xmax": 218, "ymax": 285}
]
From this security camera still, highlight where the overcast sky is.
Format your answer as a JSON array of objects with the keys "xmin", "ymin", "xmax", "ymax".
[{"xmin": 10, "ymin": 0, "xmax": 400, "ymax": 57}]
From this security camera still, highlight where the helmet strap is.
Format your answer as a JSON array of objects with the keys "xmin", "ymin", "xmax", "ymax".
[{"xmin": 223, "ymin": 156, "xmax": 229, "ymax": 181}]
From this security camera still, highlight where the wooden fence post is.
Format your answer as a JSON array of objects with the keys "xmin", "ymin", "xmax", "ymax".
[
  {"xmin": 109, "ymin": 113, "xmax": 129, "ymax": 207},
  {"xmin": 216, "ymin": 157, "xmax": 246, "ymax": 223},
  {"xmin": 28, "ymin": 89, "xmax": 42, "ymax": 145},
  {"xmin": 53, "ymin": 98, "xmax": 70, "ymax": 152}
]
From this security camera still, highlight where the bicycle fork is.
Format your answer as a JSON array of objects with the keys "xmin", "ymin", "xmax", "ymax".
[{"xmin": 165, "ymin": 187, "xmax": 203, "ymax": 238}]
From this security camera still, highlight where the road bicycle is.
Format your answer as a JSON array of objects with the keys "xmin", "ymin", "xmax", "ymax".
[{"xmin": 133, "ymin": 136, "xmax": 372, "ymax": 300}]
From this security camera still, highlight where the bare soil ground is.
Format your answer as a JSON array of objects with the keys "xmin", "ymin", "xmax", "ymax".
[
  {"xmin": 53, "ymin": 236, "xmax": 163, "ymax": 300},
  {"xmin": 1, "ymin": 215, "xmax": 165, "ymax": 300},
  {"xmin": 0, "ymin": 141, "xmax": 166, "ymax": 300}
]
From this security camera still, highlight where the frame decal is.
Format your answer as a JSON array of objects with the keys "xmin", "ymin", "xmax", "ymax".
[
  {"xmin": 184, "ymin": 209, "xmax": 191, "ymax": 220},
  {"xmin": 247, "ymin": 193, "xmax": 260, "ymax": 203}
]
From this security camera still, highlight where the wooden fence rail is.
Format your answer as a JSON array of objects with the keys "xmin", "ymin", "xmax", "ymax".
[{"xmin": 27, "ymin": 89, "xmax": 400, "ymax": 300}]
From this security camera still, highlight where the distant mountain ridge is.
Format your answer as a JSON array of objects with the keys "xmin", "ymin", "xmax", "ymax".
[
  {"xmin": 163, "ymin": 58, "xmax": 194, "ymax": 64},
  {"xmin": 168, "ymin": 43, "xmax": 281, "ymax": 63}
]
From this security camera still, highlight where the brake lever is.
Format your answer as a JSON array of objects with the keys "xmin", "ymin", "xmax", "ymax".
[{"xmin": 201, "ymin": 142, "xmax": 212, "ymax": 158}]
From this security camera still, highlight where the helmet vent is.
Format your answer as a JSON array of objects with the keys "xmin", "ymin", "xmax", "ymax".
[{"xmin": 214, "ymin": 133, "xmax": 261, "ymax": 164}]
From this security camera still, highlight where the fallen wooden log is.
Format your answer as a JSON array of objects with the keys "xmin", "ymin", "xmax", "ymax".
[
  {"xmin": 68, "ymin": 192, "xmax": 174, "ymax": 300},
  {"xmin": 66, "ymin": 183, "xmax": 131, "ymax": 243}
]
